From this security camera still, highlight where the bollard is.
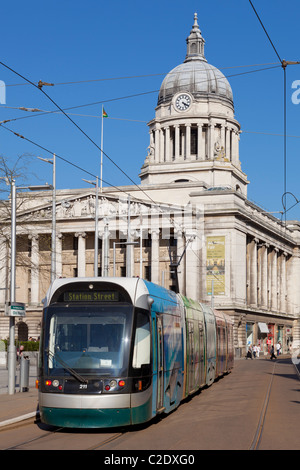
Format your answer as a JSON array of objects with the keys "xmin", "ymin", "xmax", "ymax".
[{"xmin": 19, "ymin": 355, "xmax": 30, "ymax": 392}]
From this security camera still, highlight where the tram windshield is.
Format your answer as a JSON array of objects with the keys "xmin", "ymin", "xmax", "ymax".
[{"xmin": 43, "ymin": 305, "xmax": 133, "ymax": 377}]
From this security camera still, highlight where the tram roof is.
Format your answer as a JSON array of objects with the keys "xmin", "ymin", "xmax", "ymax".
[{"xmin": 42, "ymin": 277, "xmax": 178, "ymax": 310}]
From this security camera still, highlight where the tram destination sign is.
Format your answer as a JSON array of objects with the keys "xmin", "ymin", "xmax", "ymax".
[
  {"xmin": 5, "ymin": 302, "xmax": 26, "ymax": 317},
  {"xmin": 63, "ymin": 291, "xmax": 120, "ymax": 302}
]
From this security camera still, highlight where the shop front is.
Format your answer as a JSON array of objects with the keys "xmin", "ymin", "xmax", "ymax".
[{"xmin": 257, "ymin": 322, "xmax": 269, "ymax": 355}]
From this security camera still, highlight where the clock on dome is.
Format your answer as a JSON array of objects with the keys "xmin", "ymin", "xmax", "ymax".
[{"xmin": 175, "ymin": 93, "xmax": 192, "ymax": 111}]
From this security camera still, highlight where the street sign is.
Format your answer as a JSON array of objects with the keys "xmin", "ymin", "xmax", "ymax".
[{"xmin": 5, "ymin": 302, "xmax": 26, "ymax": 317}]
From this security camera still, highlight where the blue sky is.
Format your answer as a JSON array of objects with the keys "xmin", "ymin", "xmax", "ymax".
[{"xmin": 0, "ymin": 0, "xmax": 300, "ymax": 219}]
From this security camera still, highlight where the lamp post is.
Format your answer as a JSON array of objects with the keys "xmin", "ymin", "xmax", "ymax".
[
  {"xmin": 82, "ymin": 177, "xmax": 99, "ymax": 276},
  {"xmin": 113, "ymin": 241, "xmax": 138, "ymax": 277},
  {"xmin": 38, "ymin": 154, "xmax": 56, "ymax": 282},
  {"xmin": 7, "ymin": 181, "xmax": 52, "ymax": 395}
]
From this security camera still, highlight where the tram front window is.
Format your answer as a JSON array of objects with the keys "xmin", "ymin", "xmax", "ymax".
[{"xmin": 45, "ymin": 306, "xmax": 133, "ymax": 377}]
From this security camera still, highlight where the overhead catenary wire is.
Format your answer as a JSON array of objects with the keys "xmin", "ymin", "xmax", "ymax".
[
  {"xmin": 3, "ymin": 62, "xmax": 281, "ymax": 88},
  {"xmin": 0, "ymin": 63, "xmax": 282, "ymax": 127}
]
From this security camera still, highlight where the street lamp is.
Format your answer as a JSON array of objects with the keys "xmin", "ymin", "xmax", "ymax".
[
  {"xmin": 8, "ymin": 180, "xmax": 52, "ymax": 395},
  {"xmin": 37, "ymin": 154, "xmax": 56, "ymax": 282},
  {"xmin": 113, "ymin": 241, "xmax": 138, "ymax": 277},
  {"xmin": 82, "ymin": 177, "xmax": 99, "ymax": 276}
]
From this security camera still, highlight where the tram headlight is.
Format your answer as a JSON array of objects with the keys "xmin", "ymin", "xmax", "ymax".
[
  {"xmin": 109, "ymin": 380, "xmax": 117, "ymax": 388},
  {"xmin": 52, "ymin": 380, "xmax": 60, "ymax": 387}
]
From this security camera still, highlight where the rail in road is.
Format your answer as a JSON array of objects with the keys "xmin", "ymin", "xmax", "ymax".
[{"xmin": 0, "ymin": 356, "xmax": 299, "ymax": 452}]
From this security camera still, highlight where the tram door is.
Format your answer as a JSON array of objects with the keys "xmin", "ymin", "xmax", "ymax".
[
  {"xmin": 187, "ymin": 321, "xmax": 195, "ymax": 393},
  {"xmin": 156, "ymin": 316, "xmax": 164, "ymax": 411},
  {"xmin": 199, "ymin": 322, "xmax": 205, "ymax": 387}
]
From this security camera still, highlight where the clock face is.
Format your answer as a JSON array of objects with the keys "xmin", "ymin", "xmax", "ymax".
[{"xmin": 175, "ymin": 94, "xmax": 191, "ymax": 111}]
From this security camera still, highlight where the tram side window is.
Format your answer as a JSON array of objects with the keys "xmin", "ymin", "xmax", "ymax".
[{"xmin": 132, "ymin": 311, "xmax": 150, "ymax": 369}]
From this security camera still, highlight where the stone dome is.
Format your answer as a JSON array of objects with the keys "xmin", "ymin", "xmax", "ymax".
[{"xmin": 157, "ymin": 14, "xmax": 233, "ymax": 107}]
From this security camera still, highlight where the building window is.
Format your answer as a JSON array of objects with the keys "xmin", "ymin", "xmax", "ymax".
[
  {"xmin": 17, "ymin": 321, "xmax": 28, "ymax": 342},
  {"xmin": 144, "ymin": 235, "xmax": 152, "ymax": 248},
  {"xmin": 73, "ymin": 236, "xmax": 78, "ymax": 251},
  {"xmin": 120, "ymin": 266, "xmax": 126, "ymax": 277},
  {"xmin": 191, "ymin": 126, "xmax": 198, "ymax": 155},
  {"xmin": 145, "ymin": 266, "xmax": 151, "ymax": 281}
]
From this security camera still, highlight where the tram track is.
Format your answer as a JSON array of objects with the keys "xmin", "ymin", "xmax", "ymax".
[
  {"xmin": 2, "ymin": 423, "xmax": 65, "ymax": 450},
  {"xmin": 1, "ymin": 411, "xmax": 130, "ymax": 451},
  {"xmin": 249, "ymin": 358, "xmax": 300, "ymax": 450},
  {"xmin": 87, "ymin": 431, "xmax": 127, "ymax": 450},
  {"xmin": 1, "ymin": 357, "xmax": 299, "ymax": 450},
  {"xmin": 249, "ymin": 361, "xmax": 276, "ymax": 450}
]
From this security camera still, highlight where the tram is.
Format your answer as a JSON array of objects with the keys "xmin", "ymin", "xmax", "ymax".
[{"xmin": 38, "ymin": 277, "xmax": 234, "ymax": 428}]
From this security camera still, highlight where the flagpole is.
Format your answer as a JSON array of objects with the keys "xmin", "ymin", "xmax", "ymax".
[{"xmin": 100, "ymin": 104, "xmax": 104, "ymax": 193}]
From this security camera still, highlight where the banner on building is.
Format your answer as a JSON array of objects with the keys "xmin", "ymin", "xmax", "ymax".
[{"xmin": 206, "ymin": 236, "xmax": 225, "ymax": 295}]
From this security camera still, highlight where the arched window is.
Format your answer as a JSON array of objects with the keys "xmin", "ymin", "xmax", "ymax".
[{"xmin": 17, "ymin": 321, "xmax": 28, "ymax": 342}]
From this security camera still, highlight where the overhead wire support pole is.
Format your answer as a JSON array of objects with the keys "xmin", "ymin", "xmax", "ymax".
[
  {"xmin": 8, "ymin": 179, "xmax": 17, "ymax": 395},
  {"xmin": 248, "ymin": 1, "xmax": 300, "ymax": 225},
  {"xmin": 280, "ymin": 61, "xmax": 300, "ymax": 226},
  {"xmin": 101, "ymin": 105, "xmax": 104, "ymax": 193},
  {"xmin": 51, "ymin": 154, "xmax": 56, "ymax": 282},
  {"xmin": 82, "ymin": 177, "xmax": 99, "ymax": 276}
]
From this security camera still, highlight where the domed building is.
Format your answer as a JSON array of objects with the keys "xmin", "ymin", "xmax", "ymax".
[
  {"xmin": 140, "ymin": 13, "xmax": 248, "ymax": 196},
  {"xmin": 0, "ymin": 14, "xmax": 299, "ymax": 362}
]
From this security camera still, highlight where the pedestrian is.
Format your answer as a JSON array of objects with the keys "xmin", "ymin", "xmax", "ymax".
[
  {"xmin": 16, "ymin": 345, "xmax": 24, "ymax": 364},
  {"xmin": 256, "ymin": 344, "xmax": 261, "ymax": 358},
  {"xmin": 270, "ymin": 345, "xmax": 276, "ymax": 360},
  {"xmin": 276, "ymin": 342, "xmax": 281, "ymax": 357},
  {"xmin": 253, "ymin": 345, "xmax": 257, "ymax": 358},
  {"xmin": 246, "ymin": 345, "xmax": 253, "ymax": 359}
]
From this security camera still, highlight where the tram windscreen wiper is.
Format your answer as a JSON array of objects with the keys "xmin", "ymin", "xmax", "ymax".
[{"xmin": 47, "ymin": 350, "xmax": 88, "ymax": 384}]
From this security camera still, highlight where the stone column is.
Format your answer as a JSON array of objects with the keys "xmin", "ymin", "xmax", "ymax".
[
  {"xmin": 280, "ymin": 252, "xmax": 287, "ymax": 313},
  {"xmin": 261, "ymin": 244, "xmax": 268, "ymax": 308},
  {"xmin": 225, "ymin": 127, "xmax": 231, "ymax": 160},
  {"xmin": 271, "ymin": 248, "xmax": 278, "ymax": 311},
  {"xmin": 246, "ymin": 240, "xmax": 251, "ymax": 304},
  {"xmin": 165, "ymin": 126, "xmax": 170, "ymax": 162},
  {"xmin": 160, "ymin": 127, "xmax": 164, "ymax": 163},
  {"xmin": 209, "ymin": 121, "xmax": 216, "ymax": 160},
  {"xmin": 149, "ymin": 131, "xmax": 155, "ymax": 162},
  {"xmin": 197, "ymin": 122, "xmax": 204, "ymax": 160},
  {"xmin": 232, "ymin": 131, "xmax": 240, "ymax": 167},
  {"xmin": 75, "ymin": 232, "xmax": 87, "ymax": 277},
  {"xmin": 150, "ymin": 229, "xmax": 160, "ymax": 284},
  {"xmin": 29, "ymin": 235, "xmax": 39, "ymax": 304},
  {"xmin": 175, "ymin": 125, "xmax": 180, "ymax": 161},
  {"xmin": 154, "ymin": 128, "xmax": 160, "ymax": 163},
  {"xmin": 186, "ymin": 124, "xmax": 191, "ymax": 160},
  {"xmin": 250, "ymin": 238, "xmax": 258, "ymax": 306}
]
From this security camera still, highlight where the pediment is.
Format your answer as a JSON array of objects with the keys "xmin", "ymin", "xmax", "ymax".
[{"xmin": 16, "ymin": 191, "xmax": 159, "ymax": 222}]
